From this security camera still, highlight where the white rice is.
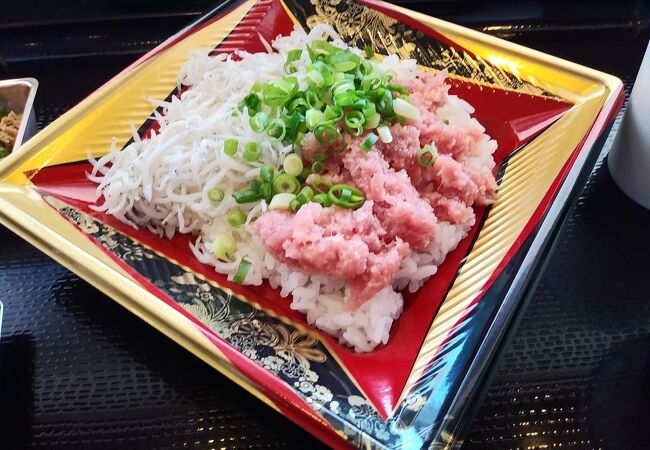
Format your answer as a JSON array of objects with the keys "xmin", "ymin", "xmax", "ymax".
[{"xmin": 89, "ymin": 25, "xmax": 495, "ymax": 352}]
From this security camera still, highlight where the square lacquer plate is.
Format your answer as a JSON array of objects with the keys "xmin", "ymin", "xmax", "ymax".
[{"xmin": 0, "ymin": 1, "xmax": 623, "ymax": 448}]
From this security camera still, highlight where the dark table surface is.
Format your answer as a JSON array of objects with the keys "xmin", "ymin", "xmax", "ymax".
[{"xmin": 1, "ymin": 1, "xmax": 649, "ymax": 449}]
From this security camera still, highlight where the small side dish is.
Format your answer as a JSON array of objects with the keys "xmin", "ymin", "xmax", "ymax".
[{"xmin": 0, "ymin": 104, "xmax": 22, "ymax": 158}]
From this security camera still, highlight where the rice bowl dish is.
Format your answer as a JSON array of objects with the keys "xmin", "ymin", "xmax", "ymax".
[{"xmin": 88, "ymin": 24, "xmax": 498, "ymax": 352}]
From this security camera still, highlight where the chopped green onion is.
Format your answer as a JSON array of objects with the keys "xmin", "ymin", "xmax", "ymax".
[
  {"xmin": 331, "ymin": 79, "xmax": 355, "ymax": 96},
  {"xmin": 269, "ymin": 192, "xmax": 297, "ymax": 210},
  {"xmin": 288, "ymin": 97, "xmax": 308, "ymax": 113},
  {"xmin": 274, "ymin": 76, "xmax": 299, "ymax": 94},
  {"xmin": 305, "ymin": 108, "xmax": 325, "ymax": 130},
  {"xmin": 250, "ymin": 81, "xmax": 264, "ymax": 93},
  {"xmin": 310, "ymin": 178, "xmax": 333, "ymax": 194},
  {"xmin": 323, "ymin": 105, "xmax": 343, "ymax": 122},
  {"xmin": 308, "ymin": 40, "xmax": 338, "ymax": 59},
  {"xmin": 375, "ymin": 89, "xmax": 393, "ymax": 115},
  {"xmin": 283, "ymin": 153, "xmax": 303, "ymax": 177},
  {"xmin": 249, "ymin": 111, "xmax": 270, "ymax": 132},
  {"xmin": 297, "ymin": 186, "xmax": 314, "ymax": 204},
  {"xmin": 361, "ymin": 102, "xmax": 376, "ymax": 118},
  {"xmin": 224, "ymin": 138, "xmax": 238, "ymax": 156},
  {"xmin": 314, "ymin": 125, "xmax": 339, "ymax": 145},
  {"xmin": 272, "ymin": 173, "xmax": 300, "ymax": 194},
  {"xmin": 267, "ymin": 118, "xmax": 287, "ymax": 140},
  {"xmin": 212, "ymin": 232, "xmax": 236, "ymax": 261},
  {"xmin": 377, "ymin": 125, "xmax": 392, "ymax": 143},
  {"xmin": 361, "ymin": 73, "xmax": 383, "ymax": 91},
  {"xmin": 233, "ymin": 189, "xmax": 262, "ymax": 203},
  {"xmin": 329, "ymin": 50, "xmax": 360, "ymax": 72},
  {"xmin": 327, "ymin": 184, "xmax": 365, "ymax": 209},
  {"xmin": 417, "ymin": 144, "xmax": 438, "ymax": 167},
  {"xmin": 233, "ymin": 258, "xmax": 252, "ymax": 284},
  {"xmin": 293, "ymin": 131, "xmax": 305, "ymax": 146},
  {"xmin": 208, "ymin": 187, "xmax": 225, "ymax": 202},
  {"xmin": 361, "ymin": 133, "xmax": 378, "ymax": 152},
  {"xmin": 333, "ymin": 91, "xmax": 357, "ymax": 107},
  {"xmin": 313, "ymin": 152, "xmax": 327, "ymax": 162},
  {"xmin": 297, "ymin": 168, "xmax": 311, "ymax": 183},
  {"xmin": 260, "ymin": 165, "xmax": 274, "ymax": 183},
  {"xmin": 0, "ymin": 147, "xmax": 6, "ymax": 159},
  {"xmin": 311, "ymin": 161, "xmax": 324, "ymax": 174},
  {"xmin": 243, "ymin": 142, "xmax": 261, "ymax": 162},
  {"xmin": 364, "ymin": 46, "xmax": 374, "ymax": 58},
  {"xmin": 388, "ymin": 83, "xmax": 409, "ymax": 97},
  {"xmin": 306, "ymin": 70, "xmax": 325, "ymax": 88},
  {"xmin": 243, "ymin": 93, "xmax": 261, "ymax": 112},
  {"xmin": 284, "ymin": 49, "xmax": 302, "ymax": 73},
  {"xmin": 358, "ymin": 59, "xmax": 373, "ymax": 76},
  {"xmin": 311, "ymin": 193, "xmax": 332, "ymax": 207},
  {"xmin": 228, "ymin": 209, "xmax": 247, "ymax": 227},
  {"xmin": 305, "ymin": 90, "xmax": 322, "ymax": 109},
  {"xmin": 393, "ymin": 98, "xmax": 420, "ymax": 120},
  {"xmin": 364, "ymin": 114, "xmax": 380, "ymax": 129},
  {"xmin": 289, "ymin": 198, "xmax": 302, "ymax": 212},
  {"xmin": 263, "ymin": 84, "xmax": 290, "ymax": 107},
  {"xmin": 344, "ymin": 110, "xmax": 365, "ymax": 134},
  {"xmin": 260, "ymin": 182, "xmax": 273, "ymax": 202}
]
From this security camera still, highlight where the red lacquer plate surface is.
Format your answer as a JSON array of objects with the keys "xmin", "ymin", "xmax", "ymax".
[{"xmin": 0, "ymin": 1, "xmax": 623, "ymax": 448}]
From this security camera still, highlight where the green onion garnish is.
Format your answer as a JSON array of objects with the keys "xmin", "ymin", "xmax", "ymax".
[
  {"xmin": 305, "ymin": 108, "xmax": 325, "ymax": 130},
  {"xmin": 283, "ymin": 153, "xmax": 303, "ymax": 177},
  {"xmin": 267, "ymin": 118, "xmax": 287, "ymax": 140},
  {"xmin": 272, "ymin": 173, "xmax": 300, "ymax": 194},
  {"xmin": 208, "ymin": 187, "xmax": 225, "ymax": 202},
  {"xmin": 233, "ymin": 189, "xmax": 261, "ymax": 204},
  {"xmin": 327, "ymin": 184, "xmax": 365, "ymax": 209},
  {"xmin": 284, "ymin": 49, "xmax": 302, "ymax": 73},
  {"xmin": 361, "ymin": 133, "xmax": 378, "ymax": 152},
  {"xmin": 243, "ymin": 142, "xmax": 261, "ymax": 162},
  {"xmin": 269, "ymin": 192, "xmax": 296, "ymax": 211},
  {"xmin": 377, "ymin": 125, "xmax": 392, "ymax": 143},
  {"xmin": 297, "ymin": 186, "xmax": 314, "ymax": 204},
  {"xmin": 311, "ymin": 161, "xmax": 324, "ymax": 174},
  {"xmin": 311, "ymin": 193, "xmax": 332, "ymax": 207},
  {"xmin": 344, "ymin": 110, "xmax": 365, "ymax": 135},
  {"xmin": 249, "ymin": 111, "xmax": 270, "ymax": 133},
  {"xmin": 297, "ymin": 168, "xmax": 311, "ymax": 183},
  {"xmin": 313, "ymin": 152, "xmax": 327, "ymax": 162},
  {"xmin": 393, "ymin": 98, "xmax": 420, "ymax": 120},
  {"xmin": 260, "ymin": 165, "xmax": 274, "ymax": 183},
  {"xmin": 310, "ymin": 178, "xmax": 333, "ymax": 194},
  {"xmin": 417, "ymin": 145, "xmax": 438, "ymax": 167},
  {"xmin": 224, "ymin": 138, "xmax": 238, "ymax": 156},
  {"xmin": 243, "ymin": 93, "xmax": 261, "ymax": 113},
  {"xmin": 233, "ymin": 258, "xmax": 252, "ymax": 284},
  {"xmin": 228, "ymin": 209, "xmax": 247, "ymax": 227},
  {"xmin": 212, "ymin": 233, "xmax": 236, "ymax": 261},
  {"xmin": 0, "ymin": 147, "xmax": 7, "ymax": 159},
  {"xmin": 289, "ymin": 198, "xmax": 302, "ymax": 212},
  {"xmin": 238, "ymin": 39, "xmax": 414, "ymax": 153},
  {"xmin": 260, "ymin": 182, "xmax": 273, "ymax": 202},
  {"xmin": 314, "ymin": 125, "xmax": 339, "ymax": 146}
]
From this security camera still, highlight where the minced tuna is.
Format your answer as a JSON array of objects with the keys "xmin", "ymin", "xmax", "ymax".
[
  {"xmin": 256, "ymin": 69, "xmax": 498, "ymax": 309},
  {"xmin": 255, "ymin": 202, "xmax": 410, "ymax": 308}
]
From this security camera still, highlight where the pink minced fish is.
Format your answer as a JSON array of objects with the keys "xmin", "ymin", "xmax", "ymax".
[
  {"xmin": 256, "ymin": 71, "xmax": 498, "ymax": 309},
  {"xmin": 255, "ymin": 202, "xmax": 409, "ymax": 309}
]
